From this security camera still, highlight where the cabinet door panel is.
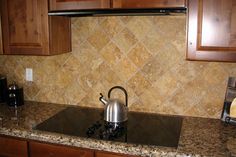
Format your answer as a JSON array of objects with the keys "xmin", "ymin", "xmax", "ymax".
[
  {"xmin": 0, "ymin": 10, "xmax": 3, "ymax": 54},
  {"xmin": 29, "ymin": 141, "xmax": 94, "ymax": 157},
  {"xmin": 49, "ymin": 0, "xmax": 111, "ymax": 11},
  {"xmin": 1, "ymin": 0, "xmax": 49, "ymax": 55},
  {"xmin": 112, "ymin": 0, "xmax": 186, "ymax": 9},
  {"xmin": 0, "ymin": 136, "xmax": 28, "ymax": 157},
  {"xmin": 187, "ymin": 0, "xmax": 236, "ymax": 61}
]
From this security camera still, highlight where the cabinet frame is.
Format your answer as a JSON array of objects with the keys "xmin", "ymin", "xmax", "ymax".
[
  {"xmin": 187, "ymin": 0, "xmax": 236, "ymax": 62},
  {"xmin": 49, "ymin": 0, "xmax": 111, "ymax": 11},
  {"xmin": 0, "ymin": 0, "xmax": 71, "ymax": 55},
  {"xmin": 112, "ymin": 0, "xmax": 186, "ymax": 9}
]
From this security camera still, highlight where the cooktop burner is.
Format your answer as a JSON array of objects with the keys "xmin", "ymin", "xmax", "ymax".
[
  {"xmin": 86, "ymin": 121, "xmax": 127, "ymax": 141},
  {"xmin": 34, "ymin": 107, "xmax": 183, "ymax": 148}
]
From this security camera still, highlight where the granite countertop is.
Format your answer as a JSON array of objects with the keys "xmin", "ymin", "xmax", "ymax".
[{"xmin": 0, "ymin": 101, "xmax": 236, "ymax": 157}]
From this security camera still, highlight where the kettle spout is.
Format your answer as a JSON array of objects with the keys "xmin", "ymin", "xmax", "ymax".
[{"xmin": 99, "ymin": 93, "xmax": 108, "ymax": 105}]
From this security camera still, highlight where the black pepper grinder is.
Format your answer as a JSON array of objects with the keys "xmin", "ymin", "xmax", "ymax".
[{"xmin": 7, "ymin": 82, "xmax": 24, "ymax": 107}]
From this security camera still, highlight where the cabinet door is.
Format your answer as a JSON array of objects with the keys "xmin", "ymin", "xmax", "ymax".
[
  {"xmin": 0, "ymin": 136, "xmax": 28, "ymax": 157},
  {"xmin": 95, "ymin": 151, "xmax": 138, "ymax": 157},
  {"xmin": 1, "ymin": 0, "xmax": 50, "ymax": 55},
  {"xmin": 0, "ymin": 9, "xmax": 3, "ymax": 54},
  {"xmin": 112, "ymin": 0, "xmax": 186, "ymax": 9},
  {"xmin": 29, "ymin": 141, "xmax": 94, "ymax": 157},
  {"xmin": 49, "ymin": 0, "xmax": 111, "ymax": 11},
  {"xmin": 187, "ymin": 0, "xmax": 236, "ymax": 61}
]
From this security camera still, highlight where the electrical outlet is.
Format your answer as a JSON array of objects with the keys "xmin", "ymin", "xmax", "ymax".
[{"xmin": 26, "ymin": 68, "xmax": 33, "ymax": 81}]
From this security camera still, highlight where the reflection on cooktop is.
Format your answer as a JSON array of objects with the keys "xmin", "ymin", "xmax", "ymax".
[{"xmin": 34, "ymin": 107, "xmax": 183, "ymax": 148}]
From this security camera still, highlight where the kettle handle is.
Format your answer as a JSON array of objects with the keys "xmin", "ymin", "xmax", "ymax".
[{"xmin": 108, "ymin": 86, "xmax": 128, "ymax": 107}]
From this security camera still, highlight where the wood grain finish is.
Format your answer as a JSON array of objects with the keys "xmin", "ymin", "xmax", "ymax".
[
  {"xmin": 1, "ymin": 0, "xmax": 49, "ymax": 55},
  {"xmin": 49, "ymin": 0, "xmax": 111, "ymax": 11},
  {"xmin": 0, "ymin": 9, "xmax": 2, "ymax": 54},
  {"xmin": 0, "ymin": 0, "xmax": 71, "ymax": 55},
  {"xmin": 0, "ymin": 136, "xmax": 28, "ymax": 157},
  {"xmin": 29, "ymin": 141, "xmax": 94, "ymax": 157},
  {"xmin": 95, "ymin": 151, "xmax": 137, "ymax": 157},
  {"xmin": 112, "ymin": 0, "xmax": 186, "ymax": 9},
  {"xmin": 187, "ymin": 0, "xmax": 236, "ymax": 61},
  {"xmin": 49, "ymin": 16, "xmax": 72, "ymax": 55}
]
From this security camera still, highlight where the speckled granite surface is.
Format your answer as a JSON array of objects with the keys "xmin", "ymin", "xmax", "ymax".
[{"xmin": 0, "ymin": 101, "xmax": 236, "ymax": 157}]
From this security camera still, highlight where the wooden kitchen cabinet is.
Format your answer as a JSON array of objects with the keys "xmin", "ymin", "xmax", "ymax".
[
  {"xmin": 112, "ymin": 0, "xmax": 186, "ymax": 9},
  {"xmin": 187, "ymin": 0, "xmax": 236, "ymax": 62},
  {"xmin": 29, "ymin": 141, "xmax": 94, "ymax": 157},
  {"xmin": 0, "ymin": 9, "xmax": 3, "ymax": 54},
  {"xmin": 0, "ymin": 136, "xmax": 28, "ymax": 157},
  {"xmin": 0, "ymin": 0, "xmax": 71, "ymax": 55},
  {"xmin": 49, "ymin": 0, "xmax": 111, "ymax": 11},
  {"xmin": 0, "ymin": 135, "xmax": 139, "ymax": 157},
  {"xmin": 95, "ymin": 151, "xmax": 137, "ymax": 157}
]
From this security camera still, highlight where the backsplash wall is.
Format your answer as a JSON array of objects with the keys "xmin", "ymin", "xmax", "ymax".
[{"xmin": 0, "ymin": 15, "xmax": 235, "ymax": 118}]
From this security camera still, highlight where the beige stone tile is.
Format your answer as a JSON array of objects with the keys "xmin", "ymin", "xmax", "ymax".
[
  {"xmin": 138, "ymin": 86, "xmax": 162, "ymax": 112},
  {"xmin": 23, "ymin": 81, "xmax": 40, "ymax": 100},
  {"xmin": 52, "ymin": 68, "xmax": 75, "ymax": 89},
  {"xmin": 153, "ymin": 71, "xmax": 181, "ymax": 99},
  {"xmin": 129, "ymin": 98, "xmax": 146, "ymax": 112},
  {"xmin": 112, "ymin": 57, "xmax": 138, "ymax": 82},
  {"xmin": 170, "ymin": 61, "xmax": 209, "ymax": 85},
  {"xmin": 99, "ymin": 42, "xmax": 123, "ymax": 66},
  {"xmin": 17, "ymin": 56, "xmax": 38, "ymax": 69},
  {"xmin": 141, "ymin": 57, "xmax": 164, "ymax": 83},
  {"xmin": 128, "ymin": 43, "xmax": 152, "ymax": 68},
  {"xmin": 71, "ymin": 17, "xmax": 98, "ymax": 42},
  {"xmin": 127, "ymin": 16, "xmax": 153, "ymax": 40},
  {"xmin": 64, "ymin": 82, "xmax": 87, "ymax": 105},
  {"xmin": 184, "ymin": 106, "xmax": 208, "ymax": 118},
  {"xmin": 154, "ymin": 43, "xmax": 182, "ymax": 70},
  {"xmin": 78, "ymin": 62, "xmax": 109, "ymax": 92},
  {"xmin": 119, "ymin": 16, "xmax": 134, "ymax": 24},
  {"xmin": 2, "ymin": 15, "xmax": 232, "ymax": 119},
  {"xmin": 79, "ymin": 90, "xmax": 103, "ymax": 108},
  {"xmin": 73, "ymin": 41, "xmax": 104, "ymax": 72},
  {"xmin": 142, "ymin": 28, "xmax": 168, "ymax": 55},
  {"xmin": 221, "ymin": 62, "xmax": 236, "ymax": 76},
  {"xmin": 35, "ymin": 85, "xmax": 66, "ymax": 104},
  {"xmin": 128, "ymin": 71, "xmax": 152, "ymax": 96},
  {"xmin": 13, "ymin": 65, "xmax": 25, "ymax": 85},
  {"xmin": 4, "ymin": 57, "xmax": 19, "ymax": 74},
  {"xmin": 62, "ymin": 55, "xmax": 83, "ymax": 76},
  {"xmin": 113, "ymin": 28, "xmax": 138, "ymax": 53},
  {"xmin": 87, "ymin": 27, "xmax": 110, "ymax": 51},
  {"xmin": 197, "ymin": 87, "xmax": 225, "ymax": 118},
  {"xmin": 164, "ymin": 79, "xmax": 208, "ymax": 115},
  {"xmin": 153, "ymin": 16, "xmax": 186, "ymax": 41},
  {"xmin": 202, "ymin": 62, "xmax": 229, "ymax": 87},
  {"xmin": 100, "ymin": 17, "xmax": 124, "ymax": 38}
]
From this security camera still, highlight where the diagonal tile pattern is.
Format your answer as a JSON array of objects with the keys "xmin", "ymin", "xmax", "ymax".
[{"xmin": 0, "ymin": 15, "xmax": 234, "ymax": 118}]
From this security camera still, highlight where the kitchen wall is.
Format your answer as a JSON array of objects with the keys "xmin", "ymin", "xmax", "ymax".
[{"xmin": 0, "ymin": 15, "xmax": 235, "ymax": 118}]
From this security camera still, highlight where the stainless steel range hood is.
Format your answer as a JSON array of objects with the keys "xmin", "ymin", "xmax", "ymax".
[{"xmin": 48, "ymin": 8, "xmax": 186, "ymax": 16}]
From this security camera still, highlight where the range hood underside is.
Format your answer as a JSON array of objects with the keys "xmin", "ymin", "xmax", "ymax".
[{"xmin": 48, "ymin": 8, "xmax": 186, "ymax": 16}]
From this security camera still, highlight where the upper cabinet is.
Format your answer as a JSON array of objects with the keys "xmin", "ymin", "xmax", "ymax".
[
  {"xmin": 49, "ymin": 0, "xmax": 186, "ymax": 11},
  {"xmin": 0, "ymin": 10, "xmax": 3, "ymax": 54},
  {"xmin": 1, "ymin": 0, "xmax": 71, "ymax": 55},
  {"xmin": 112, "ymin": 0, "xmax": 186, "ymax": 9},
  {"xmin": 49, "ymin": 0, "xmax": 111, "ymax": 11},
  {"xmin": 187, "ymin": 0, "xmax": 236, "ymax": 62}
]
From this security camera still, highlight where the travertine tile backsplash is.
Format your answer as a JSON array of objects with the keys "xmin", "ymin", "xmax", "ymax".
[{"xmin": 0, "ymin": 15, "xmax": 235, "ymax": 118}]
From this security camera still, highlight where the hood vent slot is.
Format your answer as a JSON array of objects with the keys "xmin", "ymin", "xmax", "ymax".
[{"xmin": 48, "ymin": 8, "xmax": 186, "ymax": 17}]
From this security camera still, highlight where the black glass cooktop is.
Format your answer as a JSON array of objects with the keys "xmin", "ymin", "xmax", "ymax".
[{"xmin": 34, "ymin": 107, "xmax": 183, "ymax": 148}]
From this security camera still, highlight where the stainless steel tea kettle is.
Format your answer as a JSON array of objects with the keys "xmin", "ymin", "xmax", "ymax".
[{"xmin": 99, "ymin": 86, "xmax": 128, "ymax": 123}]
